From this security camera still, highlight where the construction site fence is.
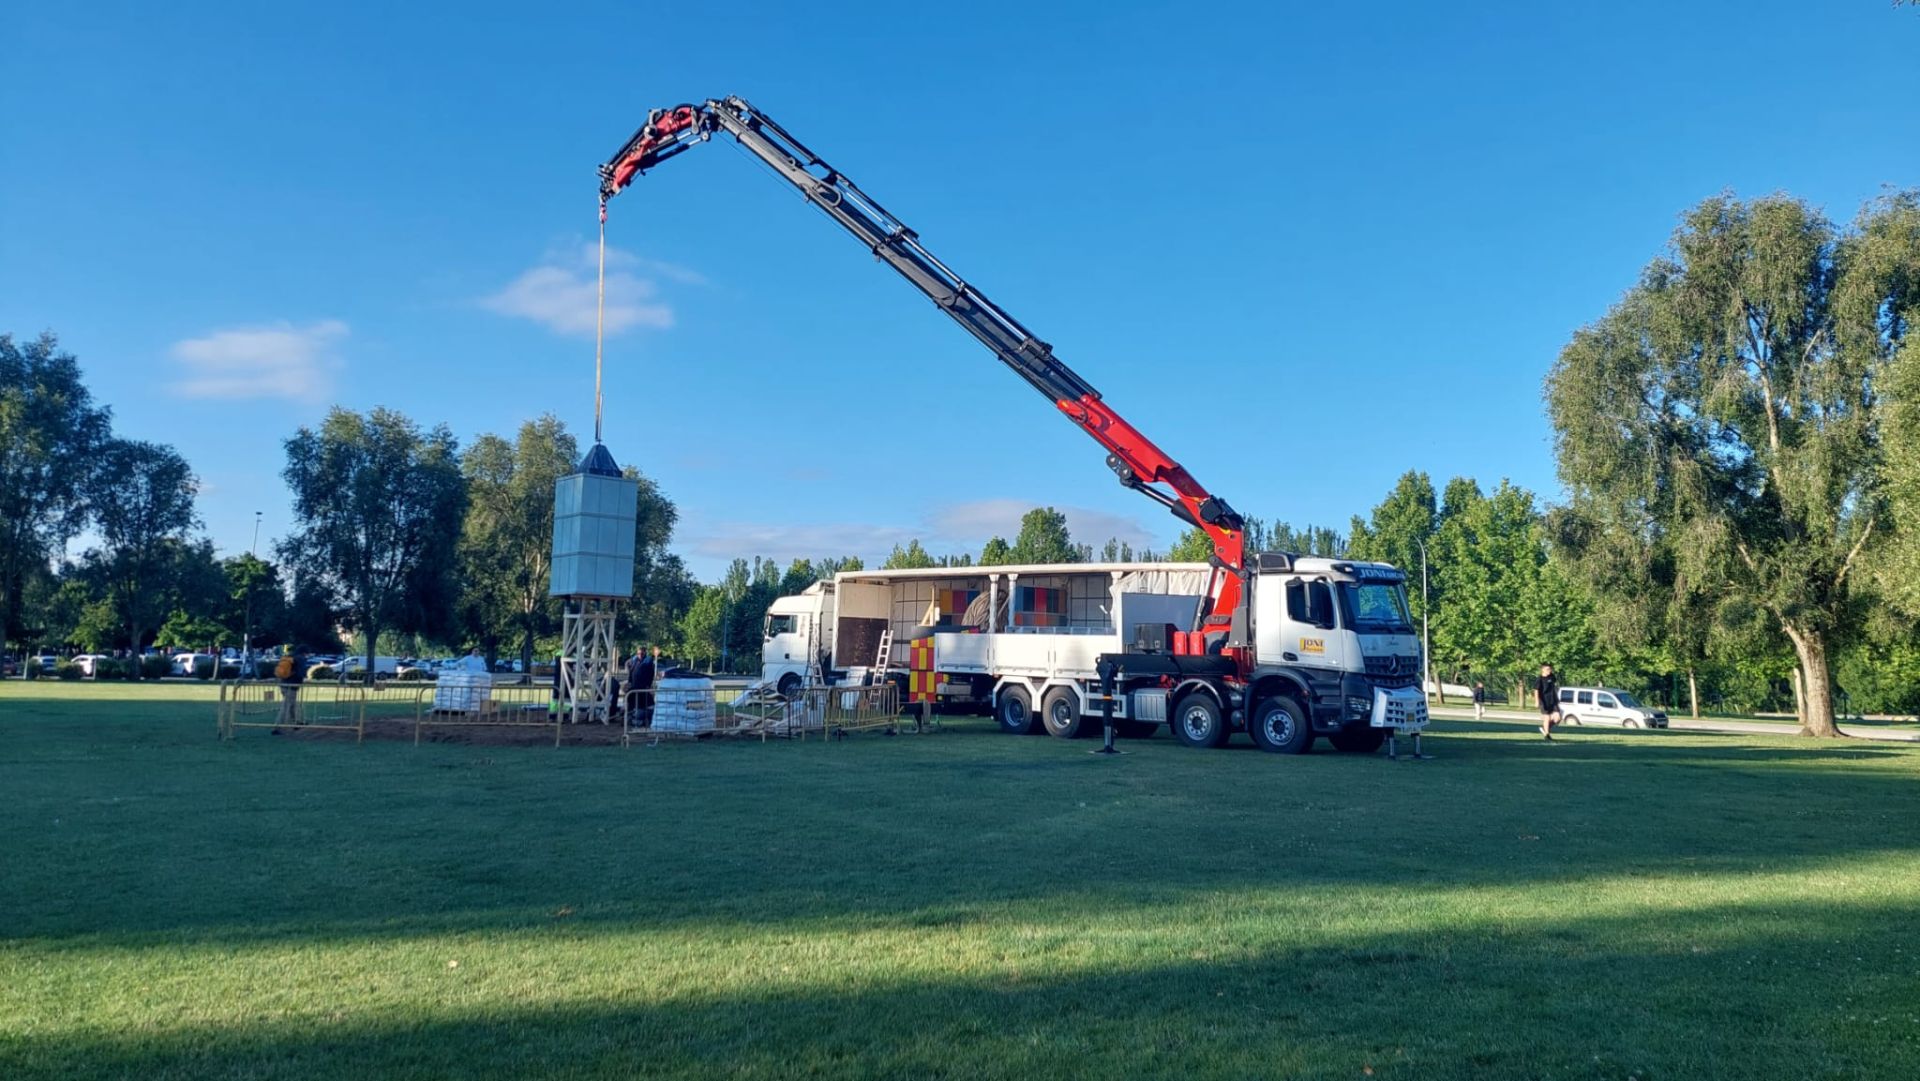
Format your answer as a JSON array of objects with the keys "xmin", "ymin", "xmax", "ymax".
[
  {"xmin": 626, "ymin": 682, "xmax": 905, "ymax": 745},
  {"xmin": 218, "ymin": 678, "xmax": 911, "ymax": 748},
  {"xmin": 216, "ymin": 679, "xmax": 416, "ymax": 742},
  {"xmin": 414, "ymin": 680, "xmax": 569, "ymax": 745}
]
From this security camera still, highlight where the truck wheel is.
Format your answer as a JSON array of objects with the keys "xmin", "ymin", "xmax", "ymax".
[
  {"xmin": 776, "ymin": 672, "xmax": 802, "ymax": 700},
  {"xmin": 1328, "ymin": 725, "xmax": 1386, "ymax": 753},
  {"xmin": 1249, "ymin": 697, "xmax": 1313, "ymax": 754},
  {"xmin": 1041, "ymin": 687, "xmax": 1086, "ymax": 739},
  {"xmin": 1114, "ymin": 719, "xmax": 1157, "ymax": 739},
  {"xmin": 996, "ymin": 686, "xmax": 1039, "ymax": 735},
  {"xmin": 1171, "ymin": 693, "xmax": 1228, "ymax": 748}
]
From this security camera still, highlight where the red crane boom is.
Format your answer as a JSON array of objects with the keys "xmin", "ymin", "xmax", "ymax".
[{"xmin": 600, "ymin": 97, "xmax": 1249, "ymax": 636}]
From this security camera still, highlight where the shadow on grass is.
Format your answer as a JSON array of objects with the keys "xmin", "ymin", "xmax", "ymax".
[{"xmin": 5, "ymin": 896, "xmax": 1914, "ymax": 1081}]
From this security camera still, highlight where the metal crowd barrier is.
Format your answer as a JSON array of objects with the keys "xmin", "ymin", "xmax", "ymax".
[
  {"xmin": 413, "ymin": 681, "xmax": 564, "ymax": 746},
  {"xmin": 218, "ymin": 680, "xmax": 374, "ymax": 742}
]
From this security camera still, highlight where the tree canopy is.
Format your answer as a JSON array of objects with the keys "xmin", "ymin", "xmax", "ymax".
[
  {"xmin": 1547, "ymin": 192, "xmax": 1920, "ymax": 735},
  {"xmin": 280, "ymin": 408, "xmax": 466, "ymax": 677},
  {"xmin": 1008, "ymin": 507, "xmax": 1077, "ymax": 564},
  {"xmin": 0, "ymin": 333, "xmax": 111, "ymax": 651},
  {"xmin": 84, "ymin": 439, "xmax": 199, "ymax": 672}
]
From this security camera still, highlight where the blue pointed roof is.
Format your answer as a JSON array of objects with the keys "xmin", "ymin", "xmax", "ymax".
[{"xmin": 577, "ymin": 442, "xmax": 622, "ymax": 477}]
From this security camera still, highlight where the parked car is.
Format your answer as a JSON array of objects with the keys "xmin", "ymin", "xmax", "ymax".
[
  {"xmin": 1556, "ymin": 686, "xmax": 1669, "ymax": 729},
  {"xmin": 30, "ymin": 654, "xmax": 61, "ymax": 673},
  {"xmin": 170, "ymin": 652, "xmax": 217, "ymax": 676},
  {"xmin": 71, "ymin": 654, "xmax": 112, "ymax": 677}
]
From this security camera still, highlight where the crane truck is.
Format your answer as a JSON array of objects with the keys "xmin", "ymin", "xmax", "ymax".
[{"xmin": 600, "ymin": 97, "xmax": 1427, "ymax": 753}]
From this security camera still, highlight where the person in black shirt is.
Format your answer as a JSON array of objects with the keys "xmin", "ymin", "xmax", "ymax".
[
  {"xmin": 625, "ymin": 647, "xmax": 656, "ymax": 728},
  {"xmin": 1536, "ymin": 663, "xmax": 1561, "ymax": 740},
  {"xmin": 1472, "ymin": 681, "xmax": 1487, "ymax": 720}
]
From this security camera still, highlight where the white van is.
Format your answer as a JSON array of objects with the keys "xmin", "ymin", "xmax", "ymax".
[
  {"xmin": 1556, "ymin": 686, "xmax": 1668, "ymax": 729},
  {"xmin": 171, "ymin": 652, "xmax": 216, "ymax": 676}
]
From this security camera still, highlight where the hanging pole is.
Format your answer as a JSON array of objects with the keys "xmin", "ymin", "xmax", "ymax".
[{"xmin": 594, "ymin": 199, "xmax": 608, "ymax": 444}]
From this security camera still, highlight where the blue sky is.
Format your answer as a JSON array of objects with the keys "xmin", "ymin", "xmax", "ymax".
[{"xmin": 4, "ymin": 1, "xmax": 1915, "ymax": 580}]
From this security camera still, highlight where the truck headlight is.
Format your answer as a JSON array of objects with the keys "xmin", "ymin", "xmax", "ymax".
[{"xmin": 1347, "ymin": 696, "xmax": 1372, "ymax": 715}]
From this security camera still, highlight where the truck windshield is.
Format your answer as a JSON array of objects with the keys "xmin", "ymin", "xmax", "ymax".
[
  {"xmin": 764, "ymin": 614, "xmax": 796, "ymax": 638},
  {"xmin": 1337, "ymin": 583, "xmax": 1413, "ymax": 632}
]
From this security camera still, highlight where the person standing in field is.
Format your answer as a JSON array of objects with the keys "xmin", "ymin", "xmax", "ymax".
[
  {"xmin": 1536, "ymin": 663, "xmax": 1560, "ymax": 740},
  {"xmin": 1472, "ymin": 681, "xmax": 1486, "ymax": 720},
  {"xmin": 626, "ymin": 647, "xmax": 656, "ymax": 728},
  {"xmin": 275, "ymin": 646, "xmax": 305, "ymax": 728}
]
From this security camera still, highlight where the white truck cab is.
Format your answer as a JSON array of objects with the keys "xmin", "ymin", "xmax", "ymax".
[
  {"xmin": 762, "ymin": 584, "xmax": 834, "ymax": 697},
  {"xmin": 1239, "ymin": 554, "xmax": 1427, "ymax": 752}
]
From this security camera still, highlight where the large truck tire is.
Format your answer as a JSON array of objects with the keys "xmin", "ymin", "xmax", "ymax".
[
  {"xmin": 1041, "ymin": 687, "xmax": 1087, "ymax": 739},
  {"xmin": 776, "ymin": 672, "xmax": 802, "ymax": 700},
  {"xmin": 1171, "ymin": 693, "xmax": 1228, "ymax": 748},
  {"xmin": 996, "ymin": 685, "xmax": 1040, "ymax": 735},
  {"xmin": 1328, "ymin": 725, "xmax": 1386, "ymax": 753},
  {"xmin": 1249, "ymin": 697, "xmax": 1314, "ymax": 754}
]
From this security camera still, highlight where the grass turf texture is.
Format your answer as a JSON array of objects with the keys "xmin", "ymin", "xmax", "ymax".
[{"xmin": 4, "ymin": 682, "xmax": 1918, "ymax": 1080}]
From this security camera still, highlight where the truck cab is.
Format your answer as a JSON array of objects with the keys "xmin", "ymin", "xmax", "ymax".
[
  {"xmin": 1239, "ymin": 554, "xmax": 1426, "ymax": 752},
  {"xmin": 762, "ymin": 584, "xmax": 833, "ymax": 697}
]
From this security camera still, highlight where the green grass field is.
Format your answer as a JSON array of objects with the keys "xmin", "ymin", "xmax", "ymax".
[{"xmin": 4, "ymin": 681, "xmax": 1919, "ymax": 1080}]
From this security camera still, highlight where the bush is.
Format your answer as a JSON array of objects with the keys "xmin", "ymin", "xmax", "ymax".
[
  {"xmin": 216, "ymin": 663, "xmax": 241, "ymax": 680},
  {"xmin": 307, "ymin": 664, "xmax": 336, "ymax": 682},
  {"xmin": 94, "ymin": 658, "xmax": 128, "ymax": 680},
  {"xmin": 395, "ymin": 668, "xmax": 427, "ymax": 682},
  {"xmin": 191, "ymin": 657, "xmax": 216, "ymax": 681},
  {"xmin": 54, "ymin": 662, "xmax": 82, "ymax": 681},
  {"xmin": 139, "ymin": 655, "xmax": 170, "ymax": 679},
  {"xmin": 23, "ymin": 660, "xmax": 40, "ymax": 680},
  {"xmin": 254, "ymin": 660, "xmax": 278, "ymax": 680}
]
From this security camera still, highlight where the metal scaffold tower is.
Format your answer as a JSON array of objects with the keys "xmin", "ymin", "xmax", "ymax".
[{"xmin": 559, "ymin": 597, "xmax": 621, "ymax": 723}]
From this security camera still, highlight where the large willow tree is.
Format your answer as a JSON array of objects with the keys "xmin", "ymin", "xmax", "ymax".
[{"xmin": 1548, "ymin": 193, "xmax": 1920, "ymax": 736}]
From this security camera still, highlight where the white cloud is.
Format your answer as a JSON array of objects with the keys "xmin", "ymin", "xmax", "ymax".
[
  {"xmin": 481, "ymin": 242, "xmax": 697, "ymax": 338},
  {"xmin": 169, "ymin": 320, "xmax": 346, "ymax": 402}
]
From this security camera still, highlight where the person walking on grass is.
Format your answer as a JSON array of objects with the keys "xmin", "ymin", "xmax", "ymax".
[
  {"xmin": 1536, "ymin": 663, "xmax": 1561, "ymax": 740},
  {"xmin": 1472, "ymin": 680, "xmax": 1486, "ymax": 720}
]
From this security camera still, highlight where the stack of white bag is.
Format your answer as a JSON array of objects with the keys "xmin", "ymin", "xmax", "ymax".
[
  {"xmin": 434, "ymin": 670, "xmax": 493, "ymax": 713},
  {"xmin": 653, "ymin": 675, "xmax": 717, "ymax": 733}
]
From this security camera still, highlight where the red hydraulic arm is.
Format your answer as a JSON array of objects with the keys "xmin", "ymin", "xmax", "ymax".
[{"xmin": 599, "ymin": 98, "xmax": 1249, "ymax": 636}]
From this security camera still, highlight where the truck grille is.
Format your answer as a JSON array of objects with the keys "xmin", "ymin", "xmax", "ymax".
[
  {"xmin": 1363, "ymin": 653, "xmax": 1419, "ymax": 689},
  {"xmin": 1364, "ymin": 654, "xmax": 1414, "ymax": 677}
]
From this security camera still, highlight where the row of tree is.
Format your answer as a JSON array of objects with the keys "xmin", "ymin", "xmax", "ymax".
[
  {"xmin": 1, "ymin": 338, "xmax": 697, "ymax": 677},
  {"xmin": 2, "ymin": 333, "xmax": 237, "ymax": 671},
  {"xmin": 9, "ymin": 192, "xmax": 1914, "ymax": 726}
]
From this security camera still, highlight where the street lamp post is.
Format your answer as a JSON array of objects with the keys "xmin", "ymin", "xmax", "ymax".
[
  {"xmin": 1418, "ymin": 538, "xmax": 1436, "ymax": 705},
  {"xmin": 241, "ymin": 512, "xmax": 261, "ymax": 674}
]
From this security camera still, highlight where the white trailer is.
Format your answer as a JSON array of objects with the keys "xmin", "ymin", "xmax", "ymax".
[{"xmin": 761, "ymin": 561, "xmax": 1209, "ymax": 692}]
